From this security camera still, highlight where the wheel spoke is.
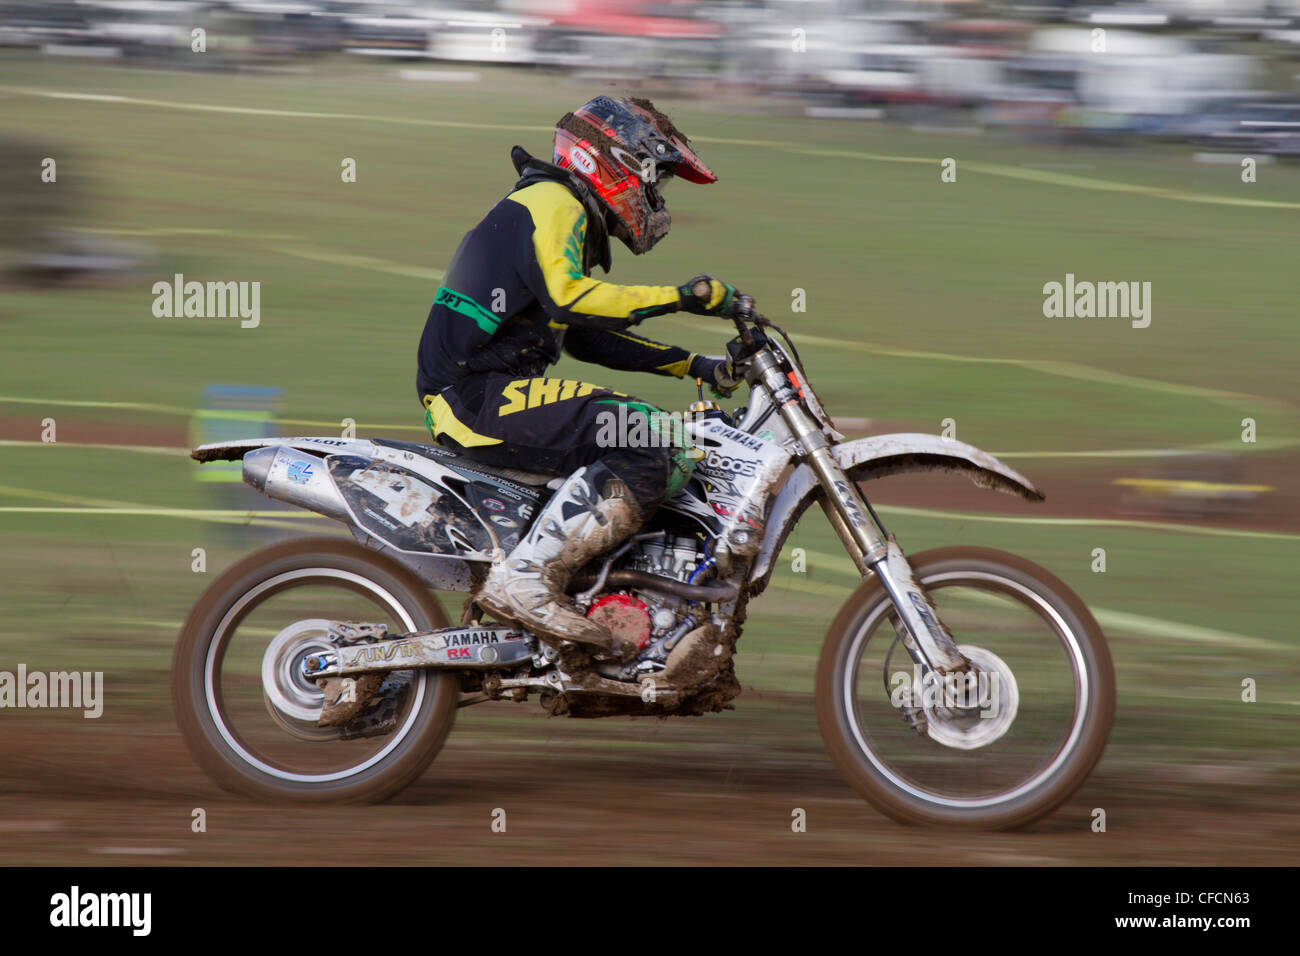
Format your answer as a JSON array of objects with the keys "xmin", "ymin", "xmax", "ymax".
[
  {"xmin": 823, "ymin": 553, "xmax": 1110, "ymax": 821},
  {"xmin": 201, "ymin": 568, "xmax": 428, "ymax": 783}
]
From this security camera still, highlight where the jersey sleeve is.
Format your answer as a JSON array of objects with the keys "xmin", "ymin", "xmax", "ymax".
[
  {"xmin": 564, "ymin": 326, "xmax": 700, "ymax": 378},
  {"xmin": 510, "ymin": 182, "xmax": 681, "ymax": 331}
]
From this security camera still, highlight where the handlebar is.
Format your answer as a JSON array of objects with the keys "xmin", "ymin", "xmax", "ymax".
[{"xmin": 731, "ymin": 293, "xmax": 757, "ymax": 345}]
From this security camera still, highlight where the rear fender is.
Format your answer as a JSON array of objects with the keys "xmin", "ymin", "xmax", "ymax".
[{"xmin": 191, "ymin": 438, "xmax": 543, "ymax": 588}]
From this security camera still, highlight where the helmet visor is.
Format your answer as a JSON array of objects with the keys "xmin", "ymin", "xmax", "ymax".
[{"xmin": 666, "ymin": 140, "xmax": 715, "ymax": 184}]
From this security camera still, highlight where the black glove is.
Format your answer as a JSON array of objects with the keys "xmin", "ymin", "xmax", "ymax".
[
  {"xmin": 678, "ymin": 275, "xmax": 739, "ymax": 316},
  {"xmin": 689, "ymin": 353, "xmax": 742, "ymax": 398}
]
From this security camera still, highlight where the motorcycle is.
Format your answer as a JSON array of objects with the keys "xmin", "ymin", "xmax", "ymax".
[{"xmin": 173, "ymin": 297, "xmax": 1114, "ymax": 828}]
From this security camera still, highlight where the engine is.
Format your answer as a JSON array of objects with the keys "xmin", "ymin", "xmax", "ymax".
[
  {"xmin": 585, "ymin": 533, "xmax": 712, "ymax": 679},
  {"xmin": 625, "ymin": 535, "xmax": 706, "ymax": 583}
]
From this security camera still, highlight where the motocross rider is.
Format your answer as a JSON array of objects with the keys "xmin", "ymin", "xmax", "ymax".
[{"xmin": 416, "ymin": 96, "xmax": 741, "ymax": 662}]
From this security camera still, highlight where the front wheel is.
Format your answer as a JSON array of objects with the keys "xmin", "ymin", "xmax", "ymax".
[
  {"xmin": 172, "ymin": 537, "xmax": 460, "ymax": 804},
  {"xmin": 817, "ymin": 547, "xmax": 1115, "ymax": 829}
]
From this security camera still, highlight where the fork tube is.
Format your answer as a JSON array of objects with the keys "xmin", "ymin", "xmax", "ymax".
[
  {"xmin": 751, "ymin": 351, "xmax": 967, "ymax": 673},
  {"xmin": 751, "ymin": 351, "xmax": 886, "ymax": 570}
]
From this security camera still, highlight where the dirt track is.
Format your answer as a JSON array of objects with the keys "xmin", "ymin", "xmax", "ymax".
[{"xmin": 2, "ymin": 698, "xmax": 1296, "ymax": 866}]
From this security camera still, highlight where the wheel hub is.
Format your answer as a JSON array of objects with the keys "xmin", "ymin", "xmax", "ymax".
[
  {"xmin": 915, "ymin": 644, "xmax": 1019, "ymax": 750},
  {"xmin": 261, "ymin": 618, "xmax": 337, "ymax": 723}
]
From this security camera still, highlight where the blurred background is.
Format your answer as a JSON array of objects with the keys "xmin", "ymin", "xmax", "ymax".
[
  {"xmin": 1, "ymin": 0, "xmax": 1297, "ymax": 864},
  {"xmin": 7, "ymin": 0, "xmax": 1300, "ymax": 137}
]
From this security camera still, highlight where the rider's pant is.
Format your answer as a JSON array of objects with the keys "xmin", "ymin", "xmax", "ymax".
[{"xmin": 422, "ymin": 373, "xmax": 695, "ymax": 512}]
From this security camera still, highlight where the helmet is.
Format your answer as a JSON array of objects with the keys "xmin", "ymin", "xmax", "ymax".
[{"xmin": 553, "ymin": 96, "xmax": 716, "ymax": 255}]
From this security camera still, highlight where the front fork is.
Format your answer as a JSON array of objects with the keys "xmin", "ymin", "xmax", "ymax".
[{"xmin": 753, "ymin": 351, "xmax": 970, "ymax": 675}]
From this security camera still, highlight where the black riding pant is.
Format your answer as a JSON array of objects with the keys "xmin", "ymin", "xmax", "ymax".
[{"xmin": 421, "ymin": 373, "xmax": 694, "ymax": 511}]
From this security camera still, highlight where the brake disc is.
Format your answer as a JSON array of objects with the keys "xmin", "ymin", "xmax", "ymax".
[
  {"xmin": 261, "ymin": 618, "xmax": 341, "ymax": 740},
  {"xmin": 915, "ymin": 644, "xmax": 1020, "ymax": 751}
]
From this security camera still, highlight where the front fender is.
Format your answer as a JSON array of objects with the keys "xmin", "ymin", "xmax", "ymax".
[
  {"xmin": 748, "ymin": 433, "xmax": 1042, "ymax": 594},
  {"xmin": 834, "ymin": 433, "xmax": 1042, "ymax": 502}
]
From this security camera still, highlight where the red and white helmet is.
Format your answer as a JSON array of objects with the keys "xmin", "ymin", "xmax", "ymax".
[{"xmin": 554, "ymin": 96, "xmax": 716, "ymax": 255}]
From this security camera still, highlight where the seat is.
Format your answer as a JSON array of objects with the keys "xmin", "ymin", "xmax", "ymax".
[{"xmin": 372, "ymin": 438, "xmax": 559, "ymax": 487}]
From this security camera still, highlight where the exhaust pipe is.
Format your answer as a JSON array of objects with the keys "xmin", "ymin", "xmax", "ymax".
[{"xmin": 242, "ymin": 445, "xmax": 351, "ymax": 523}]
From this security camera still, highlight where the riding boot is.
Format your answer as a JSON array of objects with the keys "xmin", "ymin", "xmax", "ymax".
[{"xmin": 476, "ymin": 464, "xmax": 642, "ymax": 659}]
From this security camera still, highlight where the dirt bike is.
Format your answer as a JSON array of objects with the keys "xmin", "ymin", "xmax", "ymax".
[{"xmin": 174, "ymin": 296, "xmax": 1114, "ymax": 829}]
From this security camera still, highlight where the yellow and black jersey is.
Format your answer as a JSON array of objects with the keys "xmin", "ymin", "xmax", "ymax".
[{"xmin": 416, "ymin": 149, "xmax": 699, "ymax": 398}]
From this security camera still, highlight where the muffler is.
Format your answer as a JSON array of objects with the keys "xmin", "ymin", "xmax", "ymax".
[{"xmin": 242, "ymin": 445, "xmax": 352, "ymax": 522}]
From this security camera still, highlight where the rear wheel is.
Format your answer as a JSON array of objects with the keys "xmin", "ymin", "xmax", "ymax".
[
  {"xmin": 817, "ymin": 547, "xmax": 1115, "ymax": 829},
  {"xmin": 172, "ymin": 537, "xmax": 459, "ymax": 803}
]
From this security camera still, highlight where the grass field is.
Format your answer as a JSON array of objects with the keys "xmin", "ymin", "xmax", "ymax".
[{"xmin": 0, "ymin": 54, "xmax": 1297, "ymax": 863}]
